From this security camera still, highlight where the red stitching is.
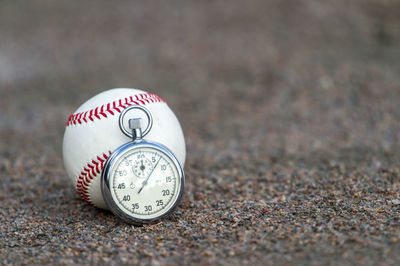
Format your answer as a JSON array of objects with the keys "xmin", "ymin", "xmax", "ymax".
[
  {"xmin": 76, "ymin": 151, "xmax": 112, "ymax": 205},
  {"xmin": 66, "ymin": 93, "xmax": 165, "ymax": 126}
]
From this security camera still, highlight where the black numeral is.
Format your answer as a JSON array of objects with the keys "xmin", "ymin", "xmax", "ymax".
[
  {"xmin": 166, "ymin": 176, "xmax": 172, "ymax": 182},
  {"xmin": 118, "ymin": 170, "xmax": 127, "ymax": 176},
  {"xmin": 144, "ymin": 205, "xmax": 152, "ymax": 212},
  {"xmin": 156, "ymin": 200, "xmax": 163, "ymax": 206},
  {"xmin": 162, "ymin": 189, "xmax": 170, "ymax": 196},
  {"xmin": 118, "ymin": 183, "xmax": 125, "ymax": 189},
  {"xmin": 125, "ymin": 160, "xmax": 132, "ymax": 166},
  {"xmin": 137, "ymin": 154, "xmax": 145, "ymax": 159},
  {"xmin": 132, "ymin": 203, "xmax": 139, "ymax": 209},
  {"xmin": 161, "ymin": 165, "xmax": 167, "ymax": 171},
  {"xmin": 152, "ymin": 157, "xmax": 156, "ymax": 163},
  {"xmin": 123, "ymin": 195, "xmax": 130, "ymax": 201}
]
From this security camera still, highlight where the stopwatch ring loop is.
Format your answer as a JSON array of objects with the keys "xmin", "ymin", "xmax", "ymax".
[{"xmin": 119, "ymin": 105, "xmax": 153, "ymax": 138}]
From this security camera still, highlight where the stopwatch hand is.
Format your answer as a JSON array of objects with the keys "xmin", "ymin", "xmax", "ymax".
[{"xmin": 138, "ymin": 157, "xmax": 161, "ymax": 194}]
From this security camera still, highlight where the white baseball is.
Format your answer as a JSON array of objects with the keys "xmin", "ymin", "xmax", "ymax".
[{"xmin": 62, "ymin": 88, "xmax": 186, "ymax": 209}]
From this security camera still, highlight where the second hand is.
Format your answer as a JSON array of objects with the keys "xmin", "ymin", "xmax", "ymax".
[{"xmin": 137, "ymin": 156, "xmax": 161, "ymax": 194}]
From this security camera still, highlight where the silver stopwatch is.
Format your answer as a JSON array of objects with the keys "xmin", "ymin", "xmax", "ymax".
[{"xmin": 101, "ymin": 106, "xmax": 185, "ymax": 225}]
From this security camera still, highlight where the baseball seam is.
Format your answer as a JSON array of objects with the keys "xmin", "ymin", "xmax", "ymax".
[
  {"xmin": 76, "ymin": 151, "xmax": 112, "ymax": 205},
  {"xmin": 66, "ymin": 92, "xmax": 165, "ymax": 126}
]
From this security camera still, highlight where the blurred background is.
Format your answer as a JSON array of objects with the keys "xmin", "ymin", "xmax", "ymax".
[
  {"xmin": 1, "ymin": 0, "xmax": 399, "ymax": 264},
  {"xmin": 1, "ymin": 0, "xmax": 399, "ymax": 159}
]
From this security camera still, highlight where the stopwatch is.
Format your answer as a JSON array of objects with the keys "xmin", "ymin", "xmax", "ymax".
[{"xmin": 101, "ymin": 105, "xmax": 185, "ymax": 225}]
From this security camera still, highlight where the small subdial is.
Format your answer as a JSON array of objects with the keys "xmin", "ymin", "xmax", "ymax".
[{"xmin": 133, "ymin": 158, "xmax": 153, "ymax": 178}]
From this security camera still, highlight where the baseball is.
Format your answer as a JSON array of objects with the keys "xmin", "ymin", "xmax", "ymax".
[{"xmin": 62, "ymin": 88, "xmax": 186, "ymax": 209}]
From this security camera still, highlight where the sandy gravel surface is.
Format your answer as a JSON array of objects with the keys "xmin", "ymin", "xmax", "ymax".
[{"xmin": 0, "ymin": 0, "xmax": 399, "ymax": 265}]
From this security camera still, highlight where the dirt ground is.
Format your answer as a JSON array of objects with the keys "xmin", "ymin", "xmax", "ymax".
[{"xmin": 0, "ymin": 0, "xmax": 399, "ymax": 265}]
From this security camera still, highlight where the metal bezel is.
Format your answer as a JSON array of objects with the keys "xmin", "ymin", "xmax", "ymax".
[{"xmin": 101, "ymin": 140, "xmax": 185, "ymax": 225}]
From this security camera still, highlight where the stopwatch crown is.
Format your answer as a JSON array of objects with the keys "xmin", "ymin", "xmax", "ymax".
[
  {"xmin": 129, "ymin": 118, "xmax": 142, "ymax": 130},
  {"xmin": 129, "ymin": 118, "xmax": 143, "ymax": 141}
]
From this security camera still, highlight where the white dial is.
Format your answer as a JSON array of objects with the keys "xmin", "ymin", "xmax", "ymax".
[{"xmin": 109, "ymin": 146, "xmax": 181, "ymax": 220}]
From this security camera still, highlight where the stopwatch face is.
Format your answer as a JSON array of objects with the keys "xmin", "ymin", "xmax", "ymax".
[{"xmin": 102, "ymin": 142, "xmax": 184, "ymax": 224}]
